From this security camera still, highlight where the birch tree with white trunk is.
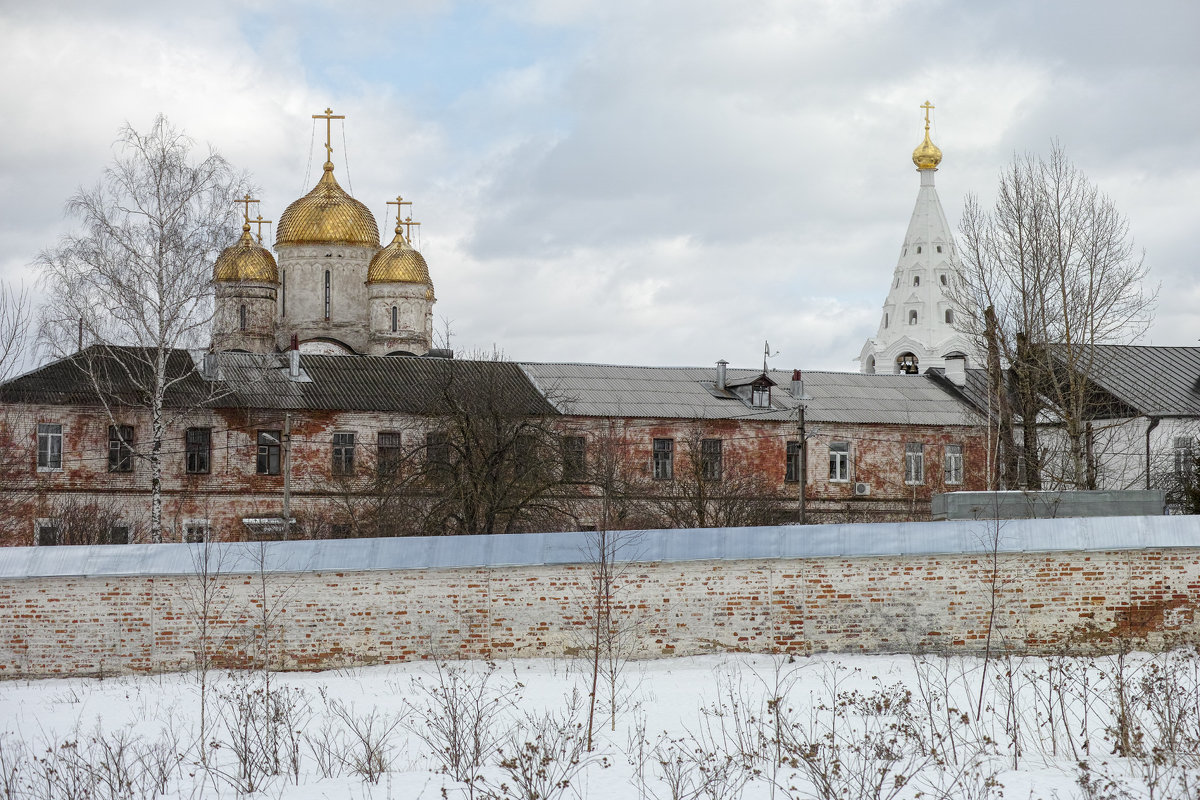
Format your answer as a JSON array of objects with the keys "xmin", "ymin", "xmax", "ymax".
[{"xmin": 36, "ymin": 115, "xmax": 250, "ymax": 540}]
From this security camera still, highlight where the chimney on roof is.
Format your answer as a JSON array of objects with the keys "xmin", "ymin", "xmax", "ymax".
[
  {"xmin": 203, "ymin": 351, "xmax": 220, "ymax": 381},
  {"xmin": 716, "ymin": 359, "xmax": 728, "ymax": 390},
  {"xmin": 289, "ymin": 348, "xmax": 300, "ymax": 379},
  {"xmin": 944, "ymin": 352, "xmax": 967, "ymax": 387},
  {"xmin": 791, "ymin": 369, "xmax": 804, "ymax": 399}
]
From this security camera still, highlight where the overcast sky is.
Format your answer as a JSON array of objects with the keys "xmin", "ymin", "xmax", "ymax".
[{"xmin": 3, "ymin": 0, "xmax": 1197, "ymax": 372}]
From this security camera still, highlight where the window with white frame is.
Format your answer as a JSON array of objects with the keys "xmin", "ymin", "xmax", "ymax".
[
  {"xmin": 1174, "ymin": 437, "xmax": 1195, "ymax": 479},
  {"xmin": 944, "ymin": 444, "xmax": 963, "ymax": 484},
  {"xmin": 652, "ymin": 438, "xmax": 674, "ymax": 480},
  {"xmin": 751, "ymin": 385, "xmax": 771, "ymax": 408},
  {"xmin": 37, "ymin": 423, "xmax": 62, "ymax": 471},
  {"xmin": 904, "ymin": 442, "xmax": 925, "ymax": 484},
  {"xmin": 332, "ymin": 432, "xmax": 355, "ymax": 476},
  {"xmin": 108, "ymin": 424, "xmax": 134, "ymax": 473},
  {"xmin": 183, "ymin": 520, "xmax": 210, "ymax": 543},
  {"xmin": 257, "ymin": 430, "xmax": 282, "ymax": 475},
  {"xmin": 828, "ymin": 441, "xmax": 849, "ymax": 482}
]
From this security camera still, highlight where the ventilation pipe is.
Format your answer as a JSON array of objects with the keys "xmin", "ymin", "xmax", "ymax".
[
  {"xmin": 716, "ymin": 359, "xmax": 728, "ymax": 390},
  {"xmin": 289, "ymin": 334, "xmax": 300, "ymax": 379},
  {"xmin": 944, "ymin": 352, "xmax": 967, "ymax": 386}
]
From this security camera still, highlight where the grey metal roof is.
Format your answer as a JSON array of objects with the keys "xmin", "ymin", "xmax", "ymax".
[
  {"xmin": 0, "ymin": 516, "xmax": 1193, "ymax": 579},
  {"xmin": 1062, "ymin": 345, "xmax": 1200, "ymax": 418},
  {"xmin": 519, "ymin": 362, "xmax": 977, "ymax": 426},
  {"xmin": 0, "ymin": 347, "xmax": 557, "ymax": 417}
]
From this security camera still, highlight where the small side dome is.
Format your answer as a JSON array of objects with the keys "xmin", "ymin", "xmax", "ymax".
[
  {"xmin": 275, "ymin": 162, "xmax": 380, "ymax": 247},
  {"xmin": 367, "ymin": 226, "xmax": 434, "ymax": 294},
  {"xmin": 214, "ymin": 224, "xmax": 279, "ymax": 282}
]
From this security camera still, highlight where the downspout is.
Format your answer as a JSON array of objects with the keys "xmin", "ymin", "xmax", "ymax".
[{"xmin": 1145, "ymin": 416, "xmax": 1160, "ymax": 490}]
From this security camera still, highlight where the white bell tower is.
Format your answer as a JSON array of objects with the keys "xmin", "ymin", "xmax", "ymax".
[{"xmin": 859, "ymin": 101, "xmax": 973, "ymax": 375}]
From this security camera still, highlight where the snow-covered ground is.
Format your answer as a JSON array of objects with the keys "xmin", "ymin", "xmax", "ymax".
[{"xmin": 2, "ymin": 650, "xmax": 1198, "ymax": 799}]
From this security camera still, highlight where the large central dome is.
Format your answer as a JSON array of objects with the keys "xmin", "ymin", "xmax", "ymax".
[{"xmin": 275, "ymin": 162, "xmax": 380, "ymax": 247}]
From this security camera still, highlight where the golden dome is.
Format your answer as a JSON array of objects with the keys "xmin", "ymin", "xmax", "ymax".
[
  {"xmin": 368, "ymin": 226, "xmax": 434, "ymax": 292},
  {"xmin": 912, "ymin": 101, "xmax": 942, "ymax": 170},
  {"xmin": 214, "ymin": 224, "xmax": 279, "ymax": 282},
  {"xmin": 275, "ymin": 162, "xmax": 380, "ymax": 247},
  {"xmin": 912, "ymin": 129, "xmax": 943, "ymax": 170}
]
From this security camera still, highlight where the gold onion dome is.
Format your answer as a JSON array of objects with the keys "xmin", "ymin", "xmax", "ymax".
[
  {"xmin": 214, "ymin": 223, "xmax": 279, "ymax": 282},
  {"xmin": 275, "ymin": 162, "xmax": 380, "ymax": 247},
  {"xmin": 912, "ymin": 125, "xmax": 942, "ymax": 170},
  {"xmin": 368, "ymin": 226, "xmax": 434, "ymax": 293}
]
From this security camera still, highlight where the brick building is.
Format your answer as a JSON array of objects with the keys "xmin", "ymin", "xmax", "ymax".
[{"xmin": 0, "ymin": 349, "xmax": 989, "ymax": 545}]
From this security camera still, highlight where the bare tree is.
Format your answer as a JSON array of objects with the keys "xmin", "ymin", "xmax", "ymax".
[
  {"xmin": 950, "ymin": 142, "xmax": 1156, "ymax": 488},
  {"xmin": 419, "ymin": 356, "xmax": 577, "ymax": 535},
  {"xmin": 36, "ymin": 115, "xmax": 250, "ymax": 539},
  {"xmin": 648, "ymin": 420, "xmax": 781, "ymax": 528}
]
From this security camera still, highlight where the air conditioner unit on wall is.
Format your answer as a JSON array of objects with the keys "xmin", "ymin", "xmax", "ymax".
[{"xmin": 854, "ymin": 482, "xmax": 871, "ymax": 496}]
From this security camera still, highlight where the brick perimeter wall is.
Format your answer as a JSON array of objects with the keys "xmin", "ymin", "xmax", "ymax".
[{"xmin": 3, "ymin": 546, "xmax": 1198, "ymax": 678}]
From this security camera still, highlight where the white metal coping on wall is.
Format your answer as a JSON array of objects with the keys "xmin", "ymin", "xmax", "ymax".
[{"xmin": 0, "ymin": 516, "xmax": 1196, "ymax": 580}]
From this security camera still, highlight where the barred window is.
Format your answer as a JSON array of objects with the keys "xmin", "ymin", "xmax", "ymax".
[
  {"xmin": 108, "ymin": 425, "xmax": 134, "ymax": 473},
  {"xmin": 828, "ymin": 442, "xmax": 849, "ymax": 482},
  {"xmin": 561, "ymin": 436, "xmax": 586, "ymax": 481},
  {"xmin": 700, "ymin": 439, "xmax": 722, "ymax": 481},
  {"xmin": 944, "ymin": 444, "xmax": 964, "ymax": 485},
  {"xmin": 652, "ymin": 438, "xmax": 674, "ymax": 480},
  {"xmin": 257, "ymin": 430, "xmax": 281, "ymax": 475},
  {"xmin": 332, "ymin": 432, "xmax": 355, "ymax": 476},
  {"xmin": 186, "ymin": 427, "xmax": 211, "ymax": 474},
  {"xmin": 785, "ymin": 440, "xmax": 801, "ymax": 482},
  {"xmin": 37, "ymin": 423, "xmax": 62, "ymax": 471},
  {"xmin": 905, "ymin": 442, "xmax": 925, "ymax": 485}
]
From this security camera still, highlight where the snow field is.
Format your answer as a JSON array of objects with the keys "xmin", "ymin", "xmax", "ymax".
[{"xmin": 1, "ymin": 649, "xmax": 1199, "ymax": 799}]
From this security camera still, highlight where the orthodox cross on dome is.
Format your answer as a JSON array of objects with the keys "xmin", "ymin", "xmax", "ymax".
[
  {"xmin": 312, "ymin": 107, "xmax": 345, "ymax": 163},
  {"xmin": 920, "ymin": 100, "xmax": 935, "ymax": 129},
  {"xmin": 402, "ymin": 216, "xmax": 421, "ymax": 241},
  {"xmin": 253, "ymin": 214, "xmax": 273, "ymax": 244},
  {"xmin": 236, "ymin": 193, "xmax": 259, "ymax": 223},
  {"xmin": 386, "ymin": 195, "xmax": 412, "ymax": 235}
]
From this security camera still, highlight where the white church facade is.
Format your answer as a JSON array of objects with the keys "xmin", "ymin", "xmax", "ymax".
[
  {"xmin": 859, "ymin": 103, "xmax": 973, "ymax": 376},
  {"xmin": 212, "ymin": 109, "xmax": 436, "ymax": 357}
]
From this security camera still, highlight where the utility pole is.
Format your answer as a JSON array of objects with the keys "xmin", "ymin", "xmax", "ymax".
[
  {"xmin": 792, "ymin": 369, "xmax": 810, "ymax": 525},
  {"xmin": 282, "ymin": 411, "xmax": 292, "ymax": 539}
]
